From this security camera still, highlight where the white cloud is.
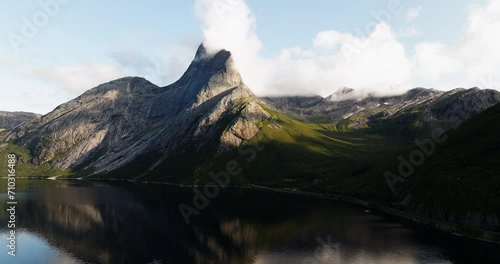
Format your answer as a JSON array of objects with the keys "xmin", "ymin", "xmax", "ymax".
[
  {"xmin": 413, "ymin": 42, "xmax": 462, "ymax": 82},
  {"xmin": 401, "ymin": 27, "xmax": 422, "ymax": 37},
  {"xmin": 35, "ymin": 63, "xmax": 126, "ymax": 95},
  {"xmin": 313, "ymin": 30, "xmax": 356, "ymax": 50},
  {"xmin": 269, "ymin": 23, "xmax": 412, "ymax": 97},
  {"xmin": 4, "ymin": 0, "xmax": 500, "ymax": 114},
  {"xmin": 0, "ymin": 76, "xmax": 66, "ymax": 114},
  {"xmin": 2, "ymin": 59, "xmax": 126, "ymax": 97},
  {"xmin": 412, "ymin": 0, "xmax": 500, "ymax": 89},
  {"xmin": 195, "ymin": 0, "xmax": 412, "ymax": 97},
  {"xmin": 195, "ymin": 0, "xmax": 271, "ymax": 92},
  {"xmin": 407, "ymin": 6, "xmax": 422, "ymax": 21},
  {"xmin": 196, "ymin": 0, "xmax": 500, "ymax": 96}
]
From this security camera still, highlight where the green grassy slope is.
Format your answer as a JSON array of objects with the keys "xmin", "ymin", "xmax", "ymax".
[
  {"xmin": 0, "ymin": 101, "xmax": 411, "ymax": 202},
  {"xmin": 0, "ymin": 130, "xmax": 67, "ymax": 177},
  {"xmin": 0, "ymin": 143, "xmax": 67, "ymax": 177},
  {"xmin": 195, "ymin": 104, "xmax": 407, "ymax": 200}
]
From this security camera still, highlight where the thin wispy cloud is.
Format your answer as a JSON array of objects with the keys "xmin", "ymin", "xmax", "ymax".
[
  {"xmin": 401, "ymin": 27, "xmax": 423, "ymax": 37},
  {"xmin": 109, "ymin": 49, "xmax": 157, "ymax": 75},
  {"xmin": 407, "ymin": 6, "xmax": 422, "ymax": 21}
]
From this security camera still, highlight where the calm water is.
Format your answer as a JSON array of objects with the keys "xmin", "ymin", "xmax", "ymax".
[{"xmin": 0, "ymin": 179, "xmax": 499, "ymax": 264}]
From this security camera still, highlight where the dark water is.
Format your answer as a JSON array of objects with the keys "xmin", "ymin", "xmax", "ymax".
[{"xmin": 0, "ymin": 179, "xmax": 499, "ymax": 264}]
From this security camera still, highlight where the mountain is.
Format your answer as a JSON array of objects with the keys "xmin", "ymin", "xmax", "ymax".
[
  {"xmin": 2, "ymin": 44, "xmax": 499, "ymax": 182},
  {"xmin": 325, "ymin": 87, "xmax": 356, "ymax": 101},
  {"xmin": 1, "ymin": 44, "xmax": 499, "ymax": 232},
  {"xmin": 395, "ymin": 103, "xmax": 500, "ymax": 231},
  {"xmin": 4, "ymin": 44, "xmax": 270, "ymax": 179},
  {"xmin": 0, "ymin": 111, "xmax": 40, "ymax": 130},
  {"xmin": 265, "ymin": 87, "xmax": 500, "ymax": 137}
]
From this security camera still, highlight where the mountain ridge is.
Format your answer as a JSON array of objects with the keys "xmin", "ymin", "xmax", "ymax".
[
  {"xmin": 2, "ymin": 43, "xmax": 499, "ymax": 176},
  {"xmin": 0, "ymin": 111, "xmax": 40, "ymax": 130},
  {"xmin": 264, "ymin": 87, "xmax": 500, "ymax": 135},
  {"xmin": 1, "ymin": 44, "xmax": 500, "ymax": 233}
]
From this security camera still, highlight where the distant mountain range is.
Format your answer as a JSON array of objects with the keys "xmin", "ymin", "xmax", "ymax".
[
  {"xmin": 0, "ymin": 111, "xmax": 40, "ymax": 130},
  {"xmin": 1, "ymin": 44, "xmax": 499, "ymax": 233},
  {"xmin": 264, "ymin": 86, "xmax": 500, "ymax": 134}
]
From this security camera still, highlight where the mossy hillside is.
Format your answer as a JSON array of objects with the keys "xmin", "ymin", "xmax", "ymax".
[
  {"xmin": 0, "ymin": 143, "xmax": 67, "ymax": 178},
  {"xmin": 206, "ymin": 104, "xmax": 406, "ymax": 200},
  {"xmin": 366, "ymin": 109, "xmax": 431, "ymax": 140}
]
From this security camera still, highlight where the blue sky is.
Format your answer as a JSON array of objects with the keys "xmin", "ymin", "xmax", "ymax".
[{"xmin": 1, "ymin": 0, "xmax": 498, "ymax": 114}]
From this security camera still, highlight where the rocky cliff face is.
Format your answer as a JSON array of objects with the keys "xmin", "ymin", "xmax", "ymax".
[
  {"xmin": 7, "ymin": 44, "xmax": 270, "ymax": 175},
  {"xmin": 0, "ymin": 111, "xmax": 40, "ymax": 130}
]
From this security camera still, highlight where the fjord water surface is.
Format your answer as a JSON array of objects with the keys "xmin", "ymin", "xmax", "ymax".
[{"xmin": 0, "ymin": 179, "xmax": 498, "ymax": 264}]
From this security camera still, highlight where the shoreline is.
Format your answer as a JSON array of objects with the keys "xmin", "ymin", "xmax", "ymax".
[
  {"xmin": 8, "ymin": 176, "xmax": 500, "ymax": 245},
  {"xmin": 248, "ymin": 184, "xmax": 500, "ymax": 246}
]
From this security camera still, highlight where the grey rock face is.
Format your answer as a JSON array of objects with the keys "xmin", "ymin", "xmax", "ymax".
[
  {"xmin": 428, "ymin": 88, "xmax": 500, "ymax": 125},
  {"xmin": 7, "ymin": 44, "xmax": 270, "ymax": 175},
  {"xmin": 0, "ymin": 111, "xmax": 40, "ymax": 130},
  {"xmin": 264, "ymin": 88, "xmax": 442, "ymax": 122}
]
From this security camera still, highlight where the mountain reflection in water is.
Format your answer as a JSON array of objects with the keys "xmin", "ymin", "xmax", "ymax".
[{"xmin": 0, "ymin": 179, "xmax": 498, "ymax": 264}]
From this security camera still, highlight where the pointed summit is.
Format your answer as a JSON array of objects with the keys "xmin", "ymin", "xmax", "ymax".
[
  {"xmin": 194, "ymin": 43, "xmax": 231, "ymax": 63},
  {"xmin": 195, "ymin": 43, "xmax": 208, "ymax": 59},
  {"xmin": 167, "ymin": 43, "xmax": 245, "ymax": 108},
  {"xmin": 326, "ymin": 87, "xmax": 357, "ymax": 101},
  {"xmin": 181, "ymin": 43, "xmax": 239, "ymax": 82}
]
